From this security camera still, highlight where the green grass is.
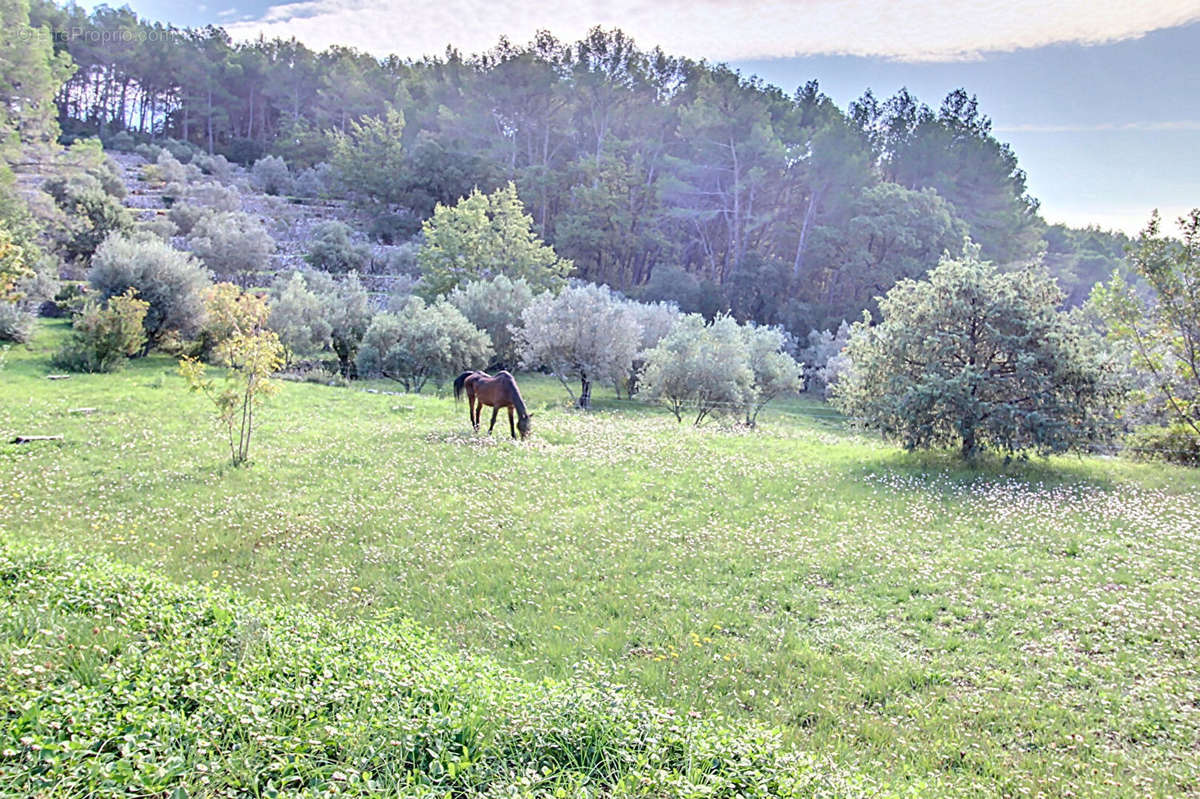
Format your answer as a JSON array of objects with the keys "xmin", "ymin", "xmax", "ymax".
[
  {"xmin": 3, "ymin": 320, "xmax": 1200, "ymax": 797},
  {"xmin": 1, "ymin": 543, "xmax": 850, "ymax": 798}
]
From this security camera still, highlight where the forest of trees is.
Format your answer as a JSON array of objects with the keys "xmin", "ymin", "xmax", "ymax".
[{"xmin": 26, "ymin": 1, "xmax": 1127, "ymax": 334}]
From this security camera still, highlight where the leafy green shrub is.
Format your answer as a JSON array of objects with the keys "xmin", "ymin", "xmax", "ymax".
[
  {"xmin": 304, "ymin": 220, "xmax": 369, "ymax": 273},
  {"xmin": 180, "ymin": 329, "xmax": 284, "ymax": 466},
  {"xmin": 196, "ymin": 282, "xmax": 270, "ymax": 361},
  {"xmin": 367, "ymin": 209, "xmax": 420, "ymax": 244},
  {"xmin": 88, "ymin": 233, "xmax": 211, "ymax": 345},
  {"xmin": 294, "ymin": 161, "xmax": 333, "ymax": 198},
  {"xmin": 162, "ymin": 137, "xmax": 198, "ymax": 163},
  {"xmin": 193, "ymin": 152, "xmax": 234, "ymax": 181},
  {"xmin": 0, "ymin": 221, "xmax": 34, "ymax": 302},
  {"xmin": 133, "ymin": 142, "xmax": 163, "ymax": 163},
  {"xmin": 357, "ymin": 296, "xmax": 491, "ymax": 392},
  {"xmin": 267, "ymin": 271, "xmax": 331, "ymax": 365},
  {"xmin": 269, "ymin": 116, "xmax": 332, "ymax": 170},
  {"xmin": 250, "ymin": 154, "xmax": 294, "ymax": 196},
  {"xmin": 640, "ymin": 314, "xmax": 753, "ymax": 424},
  {"xmin": 43, "ymin": 174, "xmax": 134, "ymax": 263},
  {"xmin": 168, "ymin": 181, "xmax": 242, "ymax": 235},
  {"xmin": 834, "ymin": 243, "xmax": 1125, "ymax": 459},
  {"xmin": 0, "ymin": 543, "xmax": 847, "ymax": 798},
  {"xmin": 1126, "ymin": 424, "xmax": 1200, "ymax": 467},
  {"xmin": 446, "ymin": 274, "xmax": 537, "ymax": 368},
  {"xmin": 187, "ymin": 210, "xmax": 274, "ymax": 285},
  {"xmin": 226, "ymin": 136, "xmax": 266, "ymax": 165},
  {"xmin": 640, "ymin": 264, "xmax": 702, "ymax": 313},
  {"xmin": 417, "ymin": 182, "xmax": 571, "ymax": 296},
  {"xmin": 0, "ymin": 300, "xmax": 33, "ymax": 342},
  {"xmin": 1091, "ymin": 210, "xmax": 1200, "ymax": 443},
  {"xmin": 303, "ymin": 269, "xmax": 374, "ymax": 377},
  {"xmin": 106, "ymin": 130, "xmax": 136, "ymax": 151},
  {"xmin": 47, "ymin": 281, "xmax": 87, "ymax": 318},
  {"xmin": 52, "ymin": 288, "xmax": 149, "ymax": 372}
]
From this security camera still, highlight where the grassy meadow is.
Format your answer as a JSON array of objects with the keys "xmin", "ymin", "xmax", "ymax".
[{"xmin": 3, "ymin": 320, "xmax": 1200, "ymax": 797}]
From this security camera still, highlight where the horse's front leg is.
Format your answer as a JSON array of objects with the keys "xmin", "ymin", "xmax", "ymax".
[
  {"xmin": 508, "ymin": 406, "xmax": 516, "ymax": 439},
  {"xmin": 487, "ymin": 406, "xmax": 499, "ymax": 435}
]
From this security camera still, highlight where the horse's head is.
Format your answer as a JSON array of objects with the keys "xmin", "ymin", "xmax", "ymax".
[{"xmin": 517, "ymin": 412, "xmax": 532, "ymax": 439}]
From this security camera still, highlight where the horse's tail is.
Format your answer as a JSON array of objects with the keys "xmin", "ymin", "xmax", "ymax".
[{"xmin": 453, "ymin": 371, "xmax": 473, "ymax": 402}]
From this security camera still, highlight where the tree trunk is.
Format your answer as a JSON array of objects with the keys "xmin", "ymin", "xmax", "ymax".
[
  {"xmin": 792, "ymin": 185, "xmax": 824, "ymax": 279},
  {"xmin": 578, "ymin": 375, "xmax": 592, "ymax": 409},
  {"xmin": 961, "ymin": 427, "xmax": 978, "ymax": 461},
  {"xmin": 206, "ymin": 86, "xmax": 215, "ymax": 154}
]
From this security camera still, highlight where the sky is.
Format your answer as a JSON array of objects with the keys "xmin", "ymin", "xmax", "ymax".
[{"xmin": 86, "ymin": 0, "xmax": 1200, "ymax": 234}]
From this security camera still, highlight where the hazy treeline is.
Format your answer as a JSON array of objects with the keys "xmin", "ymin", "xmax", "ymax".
[{"xmin": 31, "ymin": 2, "xmax": 1127, "ymax": 332}]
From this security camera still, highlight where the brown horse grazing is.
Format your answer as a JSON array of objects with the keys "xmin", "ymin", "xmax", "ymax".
[{"xmin": 453, "ymin": 370, "xmax": 532, "ymax": 439}]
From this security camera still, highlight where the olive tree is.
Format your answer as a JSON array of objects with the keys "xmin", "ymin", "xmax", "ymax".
[
  {"xmin": 250, "ymin": 155, "xmax": 294, "ymax": 196},
  {"xmin": 44, "ymin": 174, "xmax": 133, "ymax": 264},
  {"xmin": 517, "ymin": 282, "xmax": 641, "ymax": 408},
  {"xmin": 356, "ymin": 296, "xmax": 492, "ymax": 392},
  {"xmin": 446, "ymin": 274, "xmax": 538, "ymax": 369},
  {"xmin": 0, "ymin": 301, "xmax": 32, "ymax": 343},
  {"xmin": 834, "ymin": 242, "xmax": 1124, "ymax": 459},
  {"xmin": 88, "ymin": 233, "xmax": 211, "ymax": 346},
  {"xmin": 800, "ymin": 320, "xmax": 851, "ymax": 397},
  {"xmin": 267, "ymin": 272, "xmax": 331, "ymax": 365},
  {"xmin": 304, "ymin": 270, "xmax": 375, "ymax": 377},
  {"xmin": 304, "ymin": 220, "xmax": 371, "ymax": 274},
  {"xmin": 188, "ymin": 211, "xmax": 275, "ymax": 286},
  {"xmin": 168, "ymin": 181, "xmax": 242, "ymax": 235},
  {"xmin": 741, "ymin": 324, "xmax": 803, "ymax": 426},
  {"xmin": 620, "ymin": 298, "xmax": 680, "ymax": 397},
  {"xmin": 639, "ymin": 314, "xmax": 753, "ymax": 425}
]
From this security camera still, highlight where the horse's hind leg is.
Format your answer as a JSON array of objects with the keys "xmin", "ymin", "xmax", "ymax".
[
  {"xmin": 469, "ymin": 397, "xmax": 480, "ymax": 431},
  {"xmin": 487, "ymin": 406, "xmax": 499, "ymax": 435}
]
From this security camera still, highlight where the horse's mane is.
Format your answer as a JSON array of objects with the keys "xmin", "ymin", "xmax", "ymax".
[{"xmin": 497, "ymin": 371, "xmax": 529, "ymax": 419}]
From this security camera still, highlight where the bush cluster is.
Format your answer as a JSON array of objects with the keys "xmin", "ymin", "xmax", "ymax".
[
  {"xmin": 52, "ymin": 288, "xmax": 149, "ymax": 372},
  {"xmin": 0, "ymin": 543, "xmax": 856, "ymax": 798},
  {"xmin": 186, "ymin": 211, "xmax": 275, "ymax": 284},
  {"xmin": 88, "ymin": 233, "xmax": 211, "ymax": 345}
]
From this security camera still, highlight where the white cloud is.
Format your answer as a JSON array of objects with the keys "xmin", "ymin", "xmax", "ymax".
[{"xmin": 225, "ymin": 0, "xmax": 1200, "ymax": 62}]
